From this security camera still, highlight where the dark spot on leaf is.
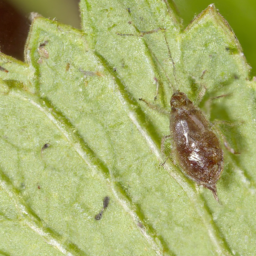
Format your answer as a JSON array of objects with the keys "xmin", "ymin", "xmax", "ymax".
[
  {"xmin": 95, "ymin": 210, "xmax": 103, "ymax": 220},
  {"xmin": 0, "ymin": 66, "xmax": 8, "ymax": 73},
  {"xmin": 39, "ymin": 41, "xmax": 49, "ymax": 47},
  {"xmin": 225, "ymin": 46, "xmax": 239, "ymax": 54},
  {"xmin": 138, "ymin": 222, "xmax": 144, "ymax": 228},
  {"xmin": 42, "ymin": 143, "xmax": 50, "ymax": 151},
  {"xmin": 95, "ymin": 196, "xmax": 110, "ymax": 220},
  {"xmin": 37, "ymin": 41, "xmax": 49, "ymax": 64},
  {"xmin": 103, "ymin": 196, "xmax": 110, "ymax": 209},
  {"xmin": 66, "ymin": 63, "xmax": 70, "ymax": 71}
]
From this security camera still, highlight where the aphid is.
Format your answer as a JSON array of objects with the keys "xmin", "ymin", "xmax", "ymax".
[
  {"xmin": 140, "ymin": 92, "xmax": 225, "ymax": 200},
  {"xmin": 103, "ymin": 196, "xmax": 110, "ymax": 209},
  {"xmin": 118, "ymin": 28, "xmax": 237, "ymax": 201},
  {"xmin": 136, "ymin": 34, "xmax": 237, "ymax": 202},
  {"xmin": 169, "ymin": 91, "xmax": 223, "ymax": 200}
]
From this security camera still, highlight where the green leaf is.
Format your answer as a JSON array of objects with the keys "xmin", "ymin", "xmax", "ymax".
[{"xmin": 0, "ymin": 1, "xmax": 256, "ymax": 255}]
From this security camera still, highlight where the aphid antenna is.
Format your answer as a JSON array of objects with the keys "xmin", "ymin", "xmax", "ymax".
[
  {"xmin": 117, "ymin": 25, "xmax": 177, "ymax": 93},
  {"xmin": 162, "ymin": 31, "xmax": 178, "ymax": 92},
  {"xmin": 140, "ymin": 28, "xmax": 178, "ymax": 93}
]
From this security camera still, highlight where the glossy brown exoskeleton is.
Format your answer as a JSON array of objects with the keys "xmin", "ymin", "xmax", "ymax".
[
  {"xmin": 170, "ymin": 91, "xmax": 223, "ymax": 200},
  {"xmin": 118, "ymin": 28, "xmax": 226, "ymax": 200}
]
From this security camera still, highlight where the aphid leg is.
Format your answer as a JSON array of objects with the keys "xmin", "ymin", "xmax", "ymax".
[
  {"xmin": 200, "ymin": 70, "xmax": 207, "ymax": 79},
  {"xmin": 160, "ymin": 135, "xmax": 172, "ymax": 166},
  {"xmin": 204, "ymin": 93, "xmax": 232, "ymax": 118},
  {"xmin": 161, "ymin": 135, "xmax": 171, "ymax": 155},
  {"xmin": 213, "ymin": 119, "xmax": 243, "ymax": 128},
  {"xmin": 210, "ymin": 93, "xmax": 232, "ymax": 100},
  {"xmin": 212, "ymin": 121, "xmax": 240, "ymax": 154},
  {"xmin": 195, "ymin": 84, "xmax": 207, "ymax": 105},
  {"xmin": 193, "ymin": 68, "xmax": 208, "ymax": 105},
  {"xmin": 139, "ymin": 98, "xmax": 169, "ymax": 116}
]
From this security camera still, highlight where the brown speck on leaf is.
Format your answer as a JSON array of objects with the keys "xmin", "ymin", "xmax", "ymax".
[
  {"xmin": 95, "ymin": 71, "xmax": 103, "ymax": 77},
  {"xmin": 39, "ymin": 41, "xmax": 48, "ymax": 48},
  {"xmin": 42, "ymin": 143, "xmax": 50, "ymax": 151},
  {"xmin": 0, "ymin": 66, "xmax": 9, "ymax": 73},
  {"xmin": 79, "ymin": 69, "xmax": 102, "ymax": 77},
  {"xmin": 41, "ymin": 143, "xmax": 50, "ymax": 158},
  {"xmin": 37, "ymin": 41, "xmax": 49, "ymax": 64},
  {"xmin": 66, "ymin": 63, "xmax": 70, "ymax": 71}
]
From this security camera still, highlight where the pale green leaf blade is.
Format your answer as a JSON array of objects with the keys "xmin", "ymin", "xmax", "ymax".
[
  {"xmin": 0, "ymin": 17, "xmax": 161, "ymax": 256},
  {"xmin": 27, "ymin": 4, "xmax": 220, "ymax": 256},
  {"xmin": 0, "ymin": 1, "xmax": 256, "ymax": 256},
  {"xmin": 79, "ymin": 1, "xmax": 256, "ymax": 256}
]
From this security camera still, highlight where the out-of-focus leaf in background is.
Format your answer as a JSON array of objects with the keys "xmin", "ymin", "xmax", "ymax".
[{"xmin": 173, "ymin": 0, "xmax": 256, "ymax": 77}]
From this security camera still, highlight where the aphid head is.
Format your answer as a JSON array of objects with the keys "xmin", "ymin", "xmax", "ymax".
[{"xmin": 171, "ymin": 91, "xmax": 192, "ymax": 109}]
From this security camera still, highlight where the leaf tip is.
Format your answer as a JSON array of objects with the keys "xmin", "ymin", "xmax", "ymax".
[{"xmin": 29, "ymin": 12, "xmax": 43, "ymax": 22}]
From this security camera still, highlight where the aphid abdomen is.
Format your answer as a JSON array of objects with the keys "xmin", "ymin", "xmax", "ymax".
[{"xmin": 170, "ymin": 92, "xmax": 223, "ymax": 200}]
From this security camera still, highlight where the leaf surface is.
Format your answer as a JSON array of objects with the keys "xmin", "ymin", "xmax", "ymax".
[{"xmin": 0, "ymin": 1, "xmax": 256, "ymax": 255}]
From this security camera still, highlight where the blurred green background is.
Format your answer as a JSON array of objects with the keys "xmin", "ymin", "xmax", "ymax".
[
  {"xmin": 174, "ymin": 0, "xmax": 256, "ymax": 77},
  {"xmin": 4, "ymin": 0, "xmax": 256, "ymax": 76}
]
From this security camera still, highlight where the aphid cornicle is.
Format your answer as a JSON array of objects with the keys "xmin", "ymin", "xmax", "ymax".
[{"xmin": 170, "ymin": 91, "xmax": 223, "ymax": 201}]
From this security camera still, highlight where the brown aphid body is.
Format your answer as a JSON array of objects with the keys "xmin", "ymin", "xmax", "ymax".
[{"xmin": 170, "ymin": 91, "xmax": 223, "ymax": 200}]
